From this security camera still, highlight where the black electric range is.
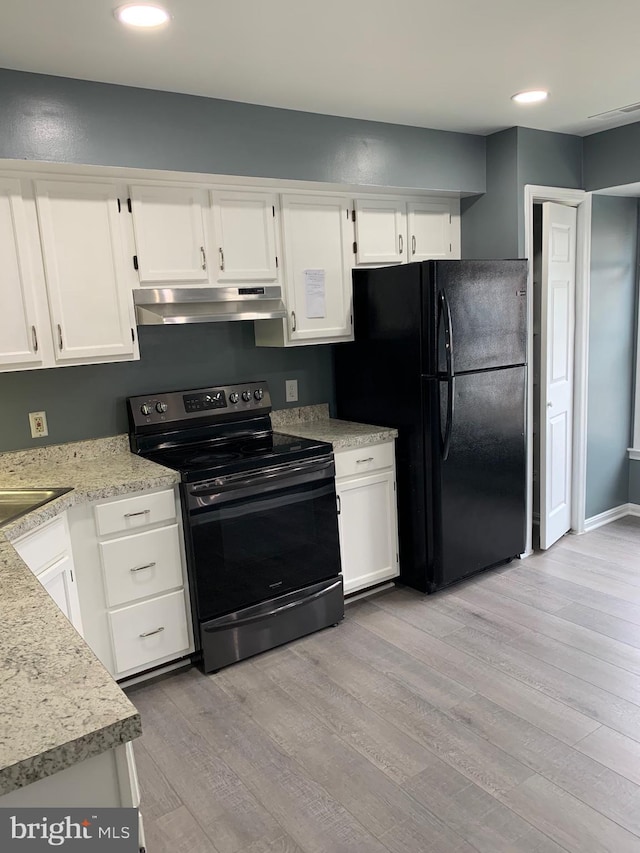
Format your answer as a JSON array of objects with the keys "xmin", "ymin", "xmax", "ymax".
[{"xmin": 127, "ymin": 381, "xmax": 344, "ymax": 673}]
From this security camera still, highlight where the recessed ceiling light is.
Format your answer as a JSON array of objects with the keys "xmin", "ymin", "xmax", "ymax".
[
  {"xmin": 511, "ymin": 90, "xmax": 549, "ymax": 105},
  {"xmin": 115, "ymin": 4, "xmax": 170, "ymax": 28}
]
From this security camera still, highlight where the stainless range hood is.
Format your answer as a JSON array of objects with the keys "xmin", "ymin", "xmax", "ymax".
[{"xmin": 134, "ymin": 286, "xmax": 287, "ymax": 325}]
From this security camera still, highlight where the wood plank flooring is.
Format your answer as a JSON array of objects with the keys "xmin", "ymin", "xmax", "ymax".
[{"xmin": 126, "ymin": 519, "xmax": 640, "ymax": 853}]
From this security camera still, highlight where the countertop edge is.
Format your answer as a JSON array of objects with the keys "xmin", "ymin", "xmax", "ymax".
[
  {"xmin": 0, "ymin": 440, "xmax": 179, "ymax": 795},
  {"xmin": 0, "ymin": 711, "xmax": 142, "ymax": 797}
]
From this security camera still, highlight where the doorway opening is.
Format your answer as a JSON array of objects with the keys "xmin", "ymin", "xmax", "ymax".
[{"xmin": 523, "ymin": 186, "xmax": 592, "ymax": 556}]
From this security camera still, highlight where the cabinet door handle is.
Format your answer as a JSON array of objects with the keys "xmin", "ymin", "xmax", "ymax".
[
  {"xmin": 130, "ymin": 562, "xmax": 156, "ymax": 573},
  {"xmin": 31, "ymin": 325, "xmax": 38, "ymax": 353},
  {"xmin": 124, "ymin": 509, "xmax": 151, "ymax": 519},
  {"xmin": 218, "ymin": 247, "xmax": 224, "ymax": 271},
  {"xmin": 57, "ymin": 324, "xmax": 63, "ymax": 350},
  {"xmin": 356, "ymin": 457, "xmax": 374, "ymax": 464},
  {"xmin": 399, "ymin": 234, "xmax": 403, "ymax": 255},
  {"xmin": 139, "ymin": 626, "xmax": 165, "ymax": 638},
  {"xmin": 291, "ymin": 311, "xmax": 296, "ymax": 332},
  {"xmin": 337, "ymin": 494, "xmax": 341, "ymax": 514},
  {"xmin": 411, "ymin": 235, "xmax": 416, "ymax": 255},
  {"xmin": 200, "ymin": 246, "xmax": 207, "ymax": 270}
]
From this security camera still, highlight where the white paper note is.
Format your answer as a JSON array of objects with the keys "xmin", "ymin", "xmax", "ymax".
[{"xmin": 304, "ymin": 269, "xmax": 326, "ymax": 319}]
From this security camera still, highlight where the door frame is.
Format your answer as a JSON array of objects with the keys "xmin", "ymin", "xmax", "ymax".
[{"xmin": 523, "ymin": 185, "xmax": 592, "ymax": 554}]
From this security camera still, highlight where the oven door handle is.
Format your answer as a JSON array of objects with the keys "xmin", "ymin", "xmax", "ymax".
[
  {"xmin": 189, "ymin": 457, "xmax": 335, "ymax": 498},
  {"xmin": 202, "ymin": 578, "xmax": 343, "ymax": 632}
]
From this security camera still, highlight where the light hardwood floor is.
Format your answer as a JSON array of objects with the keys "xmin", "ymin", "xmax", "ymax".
[{"xmin": 127, "ymin": 518, "xmax": 640, "ymax": 853}]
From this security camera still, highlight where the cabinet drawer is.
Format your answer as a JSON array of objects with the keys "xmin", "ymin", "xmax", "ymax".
[
  {"xmin": 13, "ymin": 515, "xmax": 69, "ymax": 576},
  {"xmin": 94, "ymin": 489, "xmax": 176, "ymax": 536},
  {"xmin": 100, "ymin": 524, "xmax": 183, "ymax": 607},
  {"xmin": 334, "ymin": 442, "xmax": 395, "ymax": 479},
  {"xmin": 108, "ymin": 590, "xmax": 189, "ymax": 675}
]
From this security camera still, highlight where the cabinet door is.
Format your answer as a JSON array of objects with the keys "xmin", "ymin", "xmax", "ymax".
[
  {"xmin": 35, "ymin": 180, "xmax": 136, "ymax": 363},
  {"xmin": 354, "ymin": 198, "xmax": 406, "ymax": 265},
  {"xmin": 38, "ymin": 553, "xmax": 84, "ymax": 635},
  {"xmin": 281, "ymin": 195, "xmax": 353, "ymax": 342},
  {"xmin": 408, "ymin": 200, "xmax": 455, "ymax": 261},
  {"xmin": 130, "ymin": 185, "xmax": 210, "ymax": 284},
  {"xmin": 337, "ymin": 469, "xmax": 399, "ymax": 595},
  {"xmin": 211, "ymin": 190, "xmax": 278, "ymax": 282},
  {"xmin": 0, "ymin": 178, "xmax": 42, "ymax": 369}
]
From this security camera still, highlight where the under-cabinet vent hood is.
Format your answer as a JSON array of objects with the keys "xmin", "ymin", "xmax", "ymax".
[{"xmin": 134, "ymin": 286, "xmax": 287, "ymax": 325}]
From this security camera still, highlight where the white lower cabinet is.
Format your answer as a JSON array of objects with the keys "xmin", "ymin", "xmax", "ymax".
[
  {"xmin": 335, "ymin": 441, "xmax": 399, "ymax": 595},
  {"xmin": 12, "ymin": 513, "xmax": 84, "ymax": 635},
  {"xmin": 69, "ymin": 486, "xmax": 194, "ymax": 681},
  {"xmin": 109, "ymin": 590, "xmax": 190, "ymax": 674}
]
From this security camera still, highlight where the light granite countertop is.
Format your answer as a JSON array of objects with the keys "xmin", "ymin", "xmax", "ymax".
[
  {"xmin": 271, "ymin": 404, "xmax": 398, "ymax": 450},
  {"xmin": 0, "ymin": 435, "xmax": 179, "ymax": 796}
]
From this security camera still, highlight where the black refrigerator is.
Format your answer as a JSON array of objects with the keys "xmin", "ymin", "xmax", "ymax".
[{"xmin": 334, "ymin": 259, "xmax": 528, "ymax": 593}]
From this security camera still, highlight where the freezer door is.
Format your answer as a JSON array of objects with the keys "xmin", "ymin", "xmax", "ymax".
[
  {"xmin": 428, "ymin": 366, "xmax": 526, "ymax": 590},
  {"xmin": 433, "ymin": 260, "xmax": 527, "ymax": 374}
]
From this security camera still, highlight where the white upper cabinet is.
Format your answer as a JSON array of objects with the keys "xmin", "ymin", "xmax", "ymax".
[
  {"xmin": 407, "ymin": 199, "xmax": 458, "ymax": 261},
  {"xmin": 211, "ymin": 190, "xmax": 279, "ymax": 282},
  {"xmin": 279, "ymin": 194, "xmax": 353, "ymax": 343},
  {"xmin": 35, "ymin": 180, "xmax": 137, "ymax": 363},
  {"xmin": 129, "ymin": 185, "xmax": 210, "ymax": 284},
  {"xmin": 354, "ymin": 197, "xmax": 460, "ymax": 266},
  {"xmin": 0, "ymin": 178, "xmax": 42, "ymax": 369},
  {"xmin": 353, "ymin": 198, "xmax": 405, "ymax": 265}
]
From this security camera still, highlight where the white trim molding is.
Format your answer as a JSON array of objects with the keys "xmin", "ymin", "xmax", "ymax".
[
  {"xmin": 584, "ymin": 503, "xmax": 640, "ymax": 532},
  {"xmin": 523, "ymin": 186, "xmax": 592, "ymax": 554},
  {"xmin": 631, "ymin": 262, "xmax": 640, "ymax": 455}
]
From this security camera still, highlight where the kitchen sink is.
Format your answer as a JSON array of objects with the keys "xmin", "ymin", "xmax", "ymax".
[{"xmin": 0, "ymin": 488, "xmax": 73, "ymax": 528}]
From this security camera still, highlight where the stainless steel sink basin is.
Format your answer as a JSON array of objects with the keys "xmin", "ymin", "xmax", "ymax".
[{"xmin": 0, "ymin": 488, "xmax": 73, "ymax": 528}]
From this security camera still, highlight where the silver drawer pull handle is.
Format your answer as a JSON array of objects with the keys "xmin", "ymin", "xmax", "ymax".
[
  {"xmin": 124, "ymin": 509, "xmax": 151, "ymax": 518},
  {"xmin": 139, "ymin": 626, "xmax": 165, "ymax": 638},
  {"xmin": 356, "ymin": 457, "xmax": 374, "ymax": 464},
  {"xmin": 130, "ymin": 562, "xmax": 156, "ymax": 573}
]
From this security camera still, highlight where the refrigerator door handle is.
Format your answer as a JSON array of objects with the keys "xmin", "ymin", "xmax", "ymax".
[
  {"xmin": 439, "ymin": 290, "xmax": 455, "ymax": 379},
  {"xmin": 441, "ymin": 376, "xmax": 455, "ymax": 461}
]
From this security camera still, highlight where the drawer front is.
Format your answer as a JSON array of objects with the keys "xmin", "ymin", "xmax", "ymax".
[
  {"xmin": 109, "ymin": 590, "xmax": 190, "ymax": 675},
  {"xmin": 13, "ymin": 515, "xmax": 69, "ymax": 576},
  {"xmin": 94, "ymin": 489, "xmax": 176, "ymax": 537},
  {"xmin": 100, "ymin": 524, "xmax": 183, "ymax": 607},
  {"xmin": 334, "ymin": 441, "xmax": 395, "ymax": 480}
]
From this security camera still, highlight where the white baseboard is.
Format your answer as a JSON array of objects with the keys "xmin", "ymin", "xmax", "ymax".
[{"xmin": 583, "ymin": 503, "xmax": 640, "ymax": 532}]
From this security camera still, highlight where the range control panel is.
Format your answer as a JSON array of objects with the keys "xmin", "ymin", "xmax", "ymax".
[{"xmin": 128, "ymin": 382, "xmax": 271, "ymax": 428}]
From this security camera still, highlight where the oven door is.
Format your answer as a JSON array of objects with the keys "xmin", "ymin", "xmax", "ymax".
[{"xmin": 185, "ymin": 456, "xmax": 342, "ymax": 620}]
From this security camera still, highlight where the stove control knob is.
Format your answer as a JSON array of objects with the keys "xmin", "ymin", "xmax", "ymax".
[
  {"xmin": 254, "ymin": 389, "xmax": 264, "ymax": 401},
  {"xmin": 242, "ymin": 390, "xmax": 252, "ymax": 402},
  {"xmin": 155, "ymin": 402, "xmax": 168, "ymax": 414},
  {"xmin": 229, "ymin": 392, "xmax": 239, "ymax": 404},
  {"xmin": 140, "ymin": 404, "xmax": 152, "ymax": 416}
]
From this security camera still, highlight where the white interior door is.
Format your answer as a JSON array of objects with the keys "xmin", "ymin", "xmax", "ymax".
[{"xmin": 540, "ymin": 202, "xmax": 577, "ymax": 549}]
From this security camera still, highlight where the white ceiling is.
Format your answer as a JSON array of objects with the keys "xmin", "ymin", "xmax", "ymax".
[{"xmin": 2, "ymin": 0, "xmax": 640, "ymax": 137}]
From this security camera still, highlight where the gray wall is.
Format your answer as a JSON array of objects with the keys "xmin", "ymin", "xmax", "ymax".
[
  {"xmin": 515, "ymin": 128, "xmax": 583, "ymax": 256},
  {"xmin": 583, "ymin": 123, "xmax": 640, "ymax": 191},
  {"xmin": 460, "ymin": 128, "xmax": 518, "ymax": 258},
  {"xmin": 461, "ymin": 127, "xmax": 583, "ymax": 259},
  {"xmin": 585, "ymin": 195, "xmax": 638, "ymax": 517},
  {"xmin": 0, "ymin": 68, "xmax": 487, "ymax": 451},
  {"xmin": 0, "ymin": 69, "xmax": 485, "ymax": 193},
  {"xmin": 0, "ymin": 325, "xmax": 335, "ymax": 451}
]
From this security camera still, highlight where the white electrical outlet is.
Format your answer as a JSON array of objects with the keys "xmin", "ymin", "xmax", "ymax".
[
  {"xmin": 285, "ymin": 379, "xmax": 299, "ymax": 403},
  {"xmin": 29, "ymin": 411, "xmax": 48, "ymax": 438}
]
